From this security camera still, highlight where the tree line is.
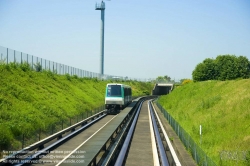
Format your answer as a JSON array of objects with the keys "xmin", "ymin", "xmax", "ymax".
[{"xmin": 192, "ymin": 55, "xmax": 250, "ymax": 82}]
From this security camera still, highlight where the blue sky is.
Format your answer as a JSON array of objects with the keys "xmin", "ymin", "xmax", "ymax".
[{"xmin": 0, "ymin": 0, "xmax": 249, "ymax": 81}]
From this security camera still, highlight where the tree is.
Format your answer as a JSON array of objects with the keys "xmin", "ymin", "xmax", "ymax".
[
  {"xmin": 236, "ymin": 56, "xmax": 250, "ymax": 78},
  {"xmin": 164, "ymin": 75, "xmax": 171, "ymax": 82},
  {"xmin": 156, "ymin": 75, "xmax": 172, "ymax": 83},
  {"xmin": 156, "ymin": 76, "xmax": 165, "ymax": 83},
  {"xmin": 192, "ymin": 62, "xmax": 207, "ymax": 81},
  {"xmin": 214, "ymin": 55, "xmax": 238, "ymax": 80},
  {"xmin": 192, "ymin": 58, "xmax": 217, "ymax": 82},
  {"xmin": 192, "ymin": 55, "xmax": 250, "ymax": 82}
]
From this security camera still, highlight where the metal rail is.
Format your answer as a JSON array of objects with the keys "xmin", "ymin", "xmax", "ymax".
[
  {"xmin": 149, "ymin": 101, "xmax": 169, "ymax": 166},
  {"xmin": 97, "ymin": 98, "xmax": 145, "ymax": 165},
  {"xmin": 113, "ymin": 99, "xmax": 145, "ymax": 166},
  {"xmin": 150, "ymin": 100, "xmax": 181, "ymax": 166},
  {"xmin": 1, "ymin": 110, "xmax": 107, "ymax": 165},
  {"xmin": 113, "ymin": 98, "xmax": 180, "ymax": 166}
]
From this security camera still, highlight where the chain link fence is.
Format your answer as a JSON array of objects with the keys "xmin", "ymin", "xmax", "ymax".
[
  {"xmin": 155, "ymin": 101, "xmax": 217, "ymax": 166},
  {"xmin": 0, "ymin": 46, "xmax": 148, "ymax": 82}
]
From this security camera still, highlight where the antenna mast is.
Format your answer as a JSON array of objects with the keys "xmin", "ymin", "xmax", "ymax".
[{"xmin": 95, "ymin": 1, "xmax": 105, "ymax": 76}]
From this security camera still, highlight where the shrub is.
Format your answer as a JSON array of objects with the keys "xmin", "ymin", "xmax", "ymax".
[
  {"xmin": 20, "ymin": 62, "xmax": 31, "ymax": 72},
  {"xmin": 9, "ymin": 62, "xmax": 19, "ymax": 70},
  {"xmin": 33, "ymin": 62, "xmax": 42, "ymax": 72},
  {"xmin": 73, "ymin": 75, "xmax": 78, "ymax": 79},
  {"xmin": 0, "ymin": 125, "xmax": 13, "ymax": 151},
  {"xmin": 65, "ymin": 74, "xmax": 71, "ymax": 81},
  {"xmin": 246, "ymin": 151, "xmax": 250, "ymax": 166},
  {"xmin": 0, "ymin": 58, "xmax": 6, "ymax": 64},
  {"xmin": 43, "ymin": 70, "xmax": 56, "ymax": 80},
  {"xmin": 182, "ymin": 79, "xmax": 192, "ymax": 85},
  {"xmin": 143, "ymin": 90, "xmax": 150, "ymax": 95}
]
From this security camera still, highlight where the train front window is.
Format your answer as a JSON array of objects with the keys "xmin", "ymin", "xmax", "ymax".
[{"xmin": 107, "ymin": 85, "xmax": 121, "ymax": 97}]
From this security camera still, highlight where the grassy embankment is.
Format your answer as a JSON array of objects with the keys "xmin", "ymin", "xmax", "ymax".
[
  {"xmin": 0, "ymin": 62, "xmax": 153, "ymax": 154},
  {"xmin": 158, "ymin": 80, "xmax": 250, "ymax": 166}
]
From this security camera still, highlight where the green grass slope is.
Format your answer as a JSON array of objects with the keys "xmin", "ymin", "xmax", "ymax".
[
  {"xmin": 158, "ymin": 80, "xmax": 250, "ymax": 165},
  {"xmin": 0, "ymin": 63, "xmax": 153, "ymax": 153}
]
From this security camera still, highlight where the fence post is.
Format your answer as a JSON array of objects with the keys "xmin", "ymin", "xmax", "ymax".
[
  {"xmin": 14, "ymin": 50, "xmax": 16, "ymax": 63},
  {"xmin": 60, "ymin": 65, "xmax": 61, "ymax": 74},
  {"xmin": 32, "ymin": 56, "xmax": 33, "ymax": 70},
  {"xmin": 22, "ymin": 134, "xmax": 25, "ymax": 149},
  {"xmin": 7, "ymin": 48, "xmax": 8, "ymax": 64},
  {"xmin": 194, "ymin": 146, "xmax": 197, "ymax": 162},
  {"xmin": 39, "ymin": 129, "xmax": 41, "ymax": 141},
  {"xmin": 50, "ymin": 125, "xmax": 53, "ymax": 135},
  {"xmin": 188, "ymin": 135, "xmax": 190, "ymax": 151},
  {"xmin": 178, "ymin": 124, "xmax": 179, "ymax": 136}
]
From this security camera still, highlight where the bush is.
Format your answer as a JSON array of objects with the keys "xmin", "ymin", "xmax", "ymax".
[
  {"xmin": 246, "ymin": 151, "xmax": 250, "ymax": 166},
  {"xmin": 73, "ymin": 75, "xmax": 78, "ymax": 79},
  {"xmin": 20, "ymin": 62, "xmax": 31, "ymax": 72},
  {"xmin": 65, "ymin": 74, "xmax": 71, "ymax": 81},
  {"xmin": 33, "ymin": 62, "xmax": 42, "ymax": 72},
  {"xmin": 43, "ymin": 70, "xmax": 56, "ymax": 80},
  {"xmin": 182, "ymin": 79, "xmax": 193, "ymax": 85},
  {"xmin": 0, "ymin": 125, "xmax": 13, "ymax": 151},
  {"xmin": 9, "ymin": 62, "xmax": 19, "ymax": 70}
]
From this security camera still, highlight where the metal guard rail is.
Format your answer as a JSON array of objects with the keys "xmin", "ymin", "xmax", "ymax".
[
  {"xmin": 149, "ymin": 101, "xmax": 169, "ymax": 166},
  {"xmin": 0, "ymin": 110, "xmax": 106, "ymax": 165}
]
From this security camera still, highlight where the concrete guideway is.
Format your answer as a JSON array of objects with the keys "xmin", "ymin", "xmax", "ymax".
[
  {"xmin": 30, "ymin": 115, "xmax": 116, "ymax": 166},
  {"xmin": 125, "ymin": 100, "xmax": 182, "ymax": 166},
  {"xmin": 125, "ymin": 101, "xmax": 154, "ymax": 166},
  {"xmin": 56, "ymin": 100, "xmax": 140, "ymax": 166}
]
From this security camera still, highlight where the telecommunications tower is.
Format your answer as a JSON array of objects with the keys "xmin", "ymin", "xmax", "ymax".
[{"xmin": 95, "ymin": 1, "xmax": 106, "ymax": 75}]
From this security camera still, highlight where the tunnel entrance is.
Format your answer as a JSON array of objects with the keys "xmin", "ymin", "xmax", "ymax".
[{"xmin": 152, "ymin": 83, "xmax": 173, "ymax": 95}]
